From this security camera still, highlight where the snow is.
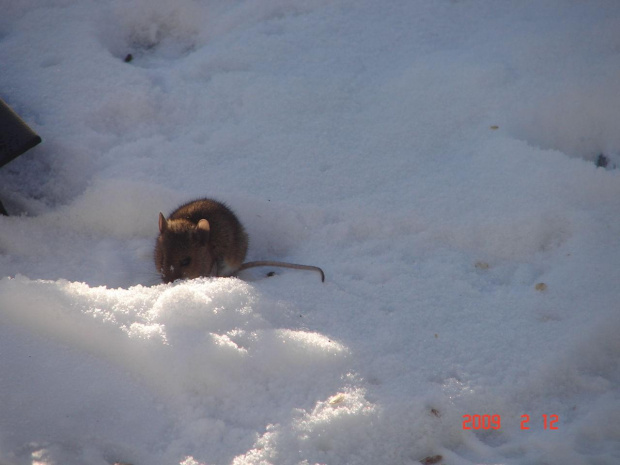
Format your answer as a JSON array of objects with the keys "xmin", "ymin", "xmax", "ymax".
[{"xmin": 0, "ymin": 0, "xmax": 619, "ymax": 464}]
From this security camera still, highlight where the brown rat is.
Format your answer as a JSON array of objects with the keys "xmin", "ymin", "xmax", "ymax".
[{"xmin": 155, "ymin": 198, "xmax": 325, "ymax": 283}]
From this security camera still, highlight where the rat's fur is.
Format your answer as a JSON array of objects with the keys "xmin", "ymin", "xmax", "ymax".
[{"xmin": 155, "ymin": 199, "xmax": 248, "ymax": 283}]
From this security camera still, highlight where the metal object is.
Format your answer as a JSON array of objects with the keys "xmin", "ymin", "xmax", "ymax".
[
  {"xmin": 0, "ymin": 98, "xmax": 41, "ymax": 168},
  {"xmin": 0, "ymin": 97, "xmax": 42, "ymax": 215}
]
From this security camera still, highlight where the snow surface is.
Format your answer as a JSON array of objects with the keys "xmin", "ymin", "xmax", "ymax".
[{"xmin": 1, "ymin": 0, "xmax": 619, "ymax": 464}]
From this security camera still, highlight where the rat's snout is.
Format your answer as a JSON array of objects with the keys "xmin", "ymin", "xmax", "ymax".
[{"xmin": 160, "ymin": 263, "xmax": 182, "ymax": 284}]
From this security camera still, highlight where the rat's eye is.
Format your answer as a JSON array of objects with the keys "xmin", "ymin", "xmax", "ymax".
[{"xmin": 180, "ymin": 257, "xmax": 191, "ymax": 267}]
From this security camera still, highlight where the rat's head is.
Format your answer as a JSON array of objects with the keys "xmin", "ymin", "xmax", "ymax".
[{"xmin": 155, "ymin": 212, "xmax": 214, "ymax": 283}]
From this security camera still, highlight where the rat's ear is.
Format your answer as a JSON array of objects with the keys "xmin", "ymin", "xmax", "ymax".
[
  {"xmin": 159, "ymin": 213, "xmax": 167, "ymax": 233},
  {"xmin": 196, "ymin": 219, "xmax": 210, "ymax": 245}
]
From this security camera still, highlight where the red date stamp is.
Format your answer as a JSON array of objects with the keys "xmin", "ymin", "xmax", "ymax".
[{"xmin": 462, "ymin": 414, "xmax": 559, "ymax": 430}]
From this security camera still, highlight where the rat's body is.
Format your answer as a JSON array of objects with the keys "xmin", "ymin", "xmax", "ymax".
[{"xmin": 155, "ymin": 198, "xmax": 324, "ymax": 283}]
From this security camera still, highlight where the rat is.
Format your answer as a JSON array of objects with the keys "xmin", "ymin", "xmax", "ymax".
[{"xmin": 154, "ymin": 198, "xmax": 325, "ymax": 283}]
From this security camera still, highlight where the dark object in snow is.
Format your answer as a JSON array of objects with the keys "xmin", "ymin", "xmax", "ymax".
[
  {"xmin": 0, "ymin": 98, "xmax": 41, "ymax": 170},
  {"xmin": 124, "ymin": 53, "xmax": 133, "ymax": 63},
  {"xmin": 0, "ymin": 98, "xmax": 42, "ymax": 216},
  {"xmin": 155, "ymin": 198, "xmax": 325, "ymax": 283},
  {"xmin": 267, "ymin": 271, "xmax": 276, "ymax": 277},
  {"xmin": 594, "ymin": 153, "xmax": 616, "ymax": 170},
  {"xmin": 595, "ymin": 153, "xmax": 608, "ymax": 168},
  {"xmin": 420, "ymin": 455, "xmax": 443, "ymax": 465}
]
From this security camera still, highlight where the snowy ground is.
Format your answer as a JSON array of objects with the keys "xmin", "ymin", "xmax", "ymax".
[{"xmin": 1, "ymin": 1, "xmax": 619, "ymax": 464}]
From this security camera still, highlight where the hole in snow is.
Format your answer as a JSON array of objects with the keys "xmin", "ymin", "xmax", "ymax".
[
  {"xmin": 102, "ymin": 0, "xmax": 205, "ymax": 65},
  {"xmin": 507, "ymin": 79, "xmax": 620, "ymax": 169}
]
